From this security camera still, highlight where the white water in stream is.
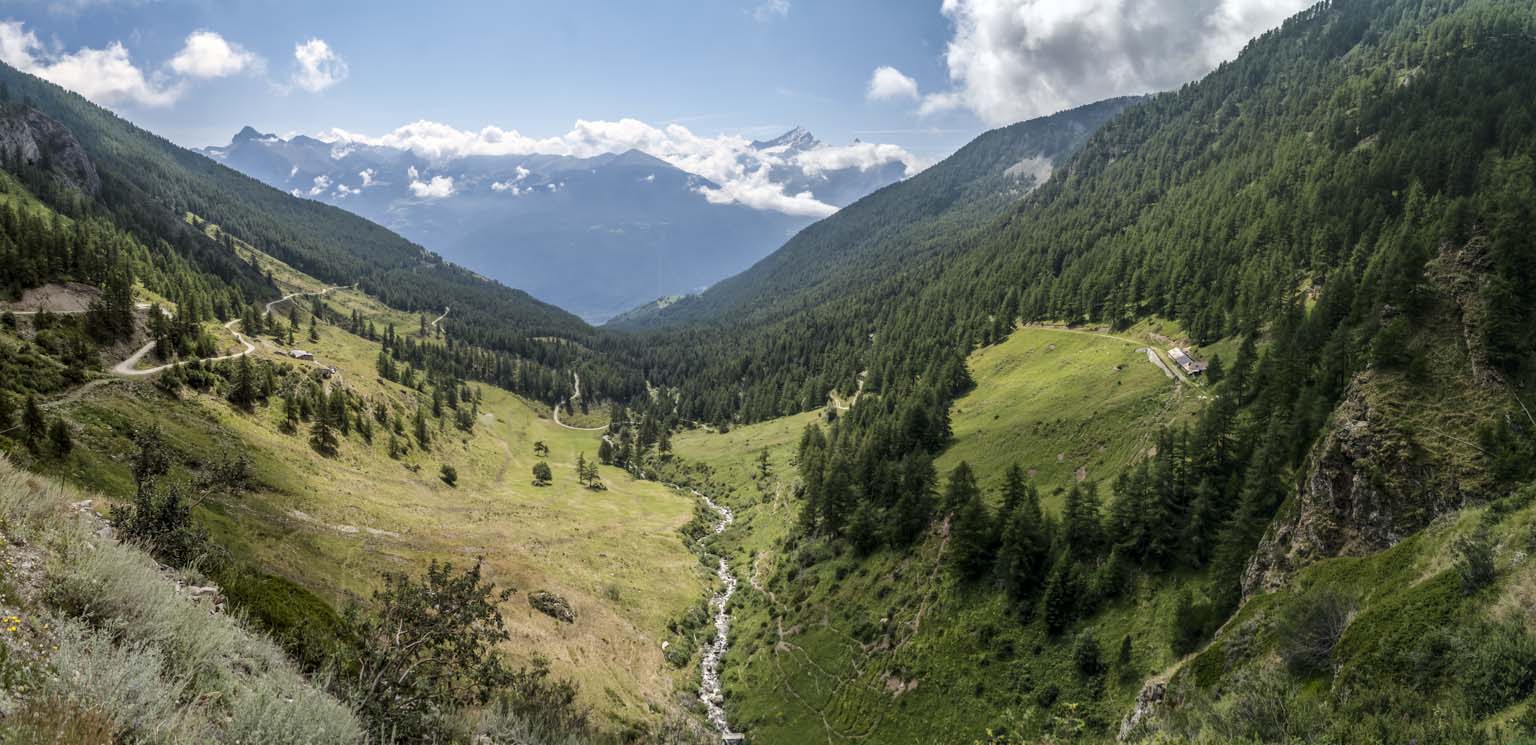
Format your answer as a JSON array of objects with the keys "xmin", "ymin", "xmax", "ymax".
[{"xmin": 694, "ymin": 490, "xmax": 739, "ymax": 740}]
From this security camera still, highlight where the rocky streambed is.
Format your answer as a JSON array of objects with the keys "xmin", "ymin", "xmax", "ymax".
[{"xmin": 693, "ymin": 490, "xmax": 739, "ymax": 741}]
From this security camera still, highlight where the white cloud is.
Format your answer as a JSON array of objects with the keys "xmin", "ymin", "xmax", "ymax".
[
  {"xmin": 409, "ymin": 174, "xmax": 455, "ymax": 199},
  {"xmin": 794, "ymin": 142, "xmax": 915, "ymax": 177},
  {"xmin": 315, "ymin": 117, "xmax": 917, "ymax": 217},
  {"xmin": 0, "ymin": 20, "xmax": 182, "ymax": 106},
  {"xmin": 923, "ymin": 0, "xmax": 1311, "ymax": 125},
  {"xmin": 358, "ymin": 168, "xmax": 376, "ymax": 187},
  {"xmin": 753, "ymin": 0, "xmax": 790, "ymax": 22},
  {"xmin": 867, "ymin": 66, "xmax": 919, "ymax": 101},
  {"xmin": 406, "ymin": 165, "xmax": 419, "ymax": 180},
  {"xmin": 169, "ymin": 30, "xmax": 259, "ymax": 79},
  {"xmin": 306, "ymin": 174, "xmax": 331, "ymax": 196},
  {"xmin": 514, "ymin": 165, "xmax": 530, "ymax": 181},
  {"xmin": 292, "ymin": 38, "xmax": 347, "ymax": 93},
  {"xmin": 698, "ymin": 166, "xmax": 835, "ymax": 218},
  {"xmin": 490, "ymin": 180, "xmax": 525, "ymax": 194}
]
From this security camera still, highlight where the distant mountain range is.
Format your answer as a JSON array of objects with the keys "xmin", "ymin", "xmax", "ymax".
[
  {"xmin": 200, "ymin": 125, "xmax": 911, "ymax": 322},
  {"xmin": 612, "ymin": 97, "xmax": 1144, "ymax": 329}
]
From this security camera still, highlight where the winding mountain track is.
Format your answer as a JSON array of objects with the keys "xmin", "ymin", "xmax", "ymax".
[
  {"xmin": 113, "ymin": 285, "xmax": 345, "ymax": 376},
  {"xmin": 552, "ymin": 372, "xmax": 609, "ymax": 431},
  {"xmin": 38, "ymin": 285, "xmax": 349, "ymax": 408}
]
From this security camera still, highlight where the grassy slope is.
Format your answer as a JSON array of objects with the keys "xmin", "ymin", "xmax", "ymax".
[
  {"xmin": 36, "ymin": 236, "xmax": 706, "ymax": 731},
  {"xmin": 671, "ymin": 324, "xmax": 1206, "ymax": 744},
  {"xmin": 938, "ymin": 321, "xmax": 1205, "ymax": 509},
  {"xmin": 0, "ymin": 457, "xmax": 362, "ymax": 743}
]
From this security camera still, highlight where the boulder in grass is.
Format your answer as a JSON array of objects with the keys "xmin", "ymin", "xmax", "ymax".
[{"xmin": 529, "ymin": 591, "xmax": 575, "ymax": 623}]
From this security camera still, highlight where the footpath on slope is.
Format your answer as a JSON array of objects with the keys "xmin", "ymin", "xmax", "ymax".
[
  {"xmin": 29, "ymin": 285, "xmax": 348, "ymax": 410},
  {"xmin": 113, "ymin": 286, "xmax": 347, "ymax": 376},
  {"xmin": 552, "ymin": 372, "xmax": 609, "ymax": 432}
]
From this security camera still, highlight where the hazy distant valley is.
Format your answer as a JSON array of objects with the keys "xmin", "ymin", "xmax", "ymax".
[{"xmin": 201, "ymin": 125, "xmax": 911, "ymax": 322}]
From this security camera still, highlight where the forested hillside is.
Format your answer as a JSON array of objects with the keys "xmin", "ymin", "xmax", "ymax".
[
  {"xmin": 0, "ymin": 62, "xmax": 645, "ymax": 405},
  {"xmin": 628, "ymin": 0, "xmax": 1536, "ymax": 741},
  {"xmin": 617, "ymin": 96, "xmax": 1141, "ymax": 330}
]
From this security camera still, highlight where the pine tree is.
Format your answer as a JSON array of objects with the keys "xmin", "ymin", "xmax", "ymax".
[
  {"xmin": 947, "ymin": 466, "xmax": 995, "ymax": 581},
  {"xmin": 846, "ymin": 498, "xmax": 881, "ymax": 556},
  {"xmin": 228, "ymin": 354, "xmax": 256, "ymax": 411},
  {"xmin": 414, "ymin": 408, "xmax": 431, "ymax": 449},
  {"xmin": 310, "ymin": 413, "xmax": 338, "ymax": 457},
  {"xmin": 20, "ymin": 394, "xmax": 45, "ymax": 451},
  {"xmin": 943, "ymin": 461, "xmax": 981, "ymax": 514},
  {"xmin": 332, "ymin": 391, "xmax": 350, "ymax": 435},
  {"xmin": 47, "ymin": 419, "xmax": 71, "ymax": 457},
  {"xmin": 1061, "ymin": 482, "xmax": 1103, "ymax": 560},
  {"xmin": 598, "ymin": 438, "xmax": 614, "ymax": 465},
  {"xmin": 818, "ymin": 454, "xmax": 853, "ymax": 535},
  {"xmin": 281, "ymin": 392, "xmax": 300, "ymax": 433},
  {"xmin": 887, "ymin": 452, "xmax": 935, "ymax": 547},
  {"xmin": 999, "ymin": 463, "xmax": 1029, "ymax": 524},
  {"xmin": 576, "ymin": 453, "xmax": 588, "ymax": 487},
  {"xmin": 1042, "ymin": 554, "xmax": 1078, "ymax": 635},
  {"xmin": 997, "ymin": 484, "xmax": 1048, "ymax": 606}
]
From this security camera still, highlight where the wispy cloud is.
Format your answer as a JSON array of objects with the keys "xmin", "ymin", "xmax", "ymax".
[
  {"xmin": 752, "ymin": 0, "xmax": 790, "ymax": 22},
  {"xmin": 292, "ymin": 38, "xmax": 348, "ymax": 93}
]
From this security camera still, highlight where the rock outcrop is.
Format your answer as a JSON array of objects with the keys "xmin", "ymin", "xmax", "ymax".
[
  {"xmin": 0, "ymin": 108, "xmax": 100, "ymax": 196},
  {"xmin": 1117, "ymin": 681, "xmax": 1166, "ymax": 741},
  {"xmin": 528, "ymin": 590, "xmax": 575, "ymax": 623},
  {"xmin": 1243, "ymin": 375, "xmax": 1465, "ymax": 596}
]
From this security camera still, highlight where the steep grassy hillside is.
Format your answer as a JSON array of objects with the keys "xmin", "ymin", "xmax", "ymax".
[
  {"xmin": 0, "ymin": 457, "xmax": 363, "ymax": 743},
  {"xmin": 38, "ymin": 291, "xmax": 705, "ymax": 734}
]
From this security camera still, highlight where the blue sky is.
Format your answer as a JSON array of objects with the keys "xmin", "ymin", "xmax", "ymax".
[{"xmin": 0, "ymin": 0, "xmax": 1311, "ymax": 161}]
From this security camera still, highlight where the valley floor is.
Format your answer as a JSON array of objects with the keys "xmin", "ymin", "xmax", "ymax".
[{"xmin": 10, "ymin": 242, "xmax": 711, "ymax": 732}]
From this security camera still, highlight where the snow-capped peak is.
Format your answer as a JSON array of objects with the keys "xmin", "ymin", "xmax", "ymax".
[{"xmin": 752, "ymin": 126, "xmax": 821, "ymax": 152}]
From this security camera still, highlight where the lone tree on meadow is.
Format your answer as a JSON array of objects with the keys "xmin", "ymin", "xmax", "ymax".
[
  {"xmin": 532, "ymin": 461, "xmax": 553, "ymax": 486},
  {"xmin": 581, "ymin": 458, "xmax": 602, "ymax": 490},
  {"xmin": 440, "ymin": 464, "xmax": 458, "ymax": 487}
]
